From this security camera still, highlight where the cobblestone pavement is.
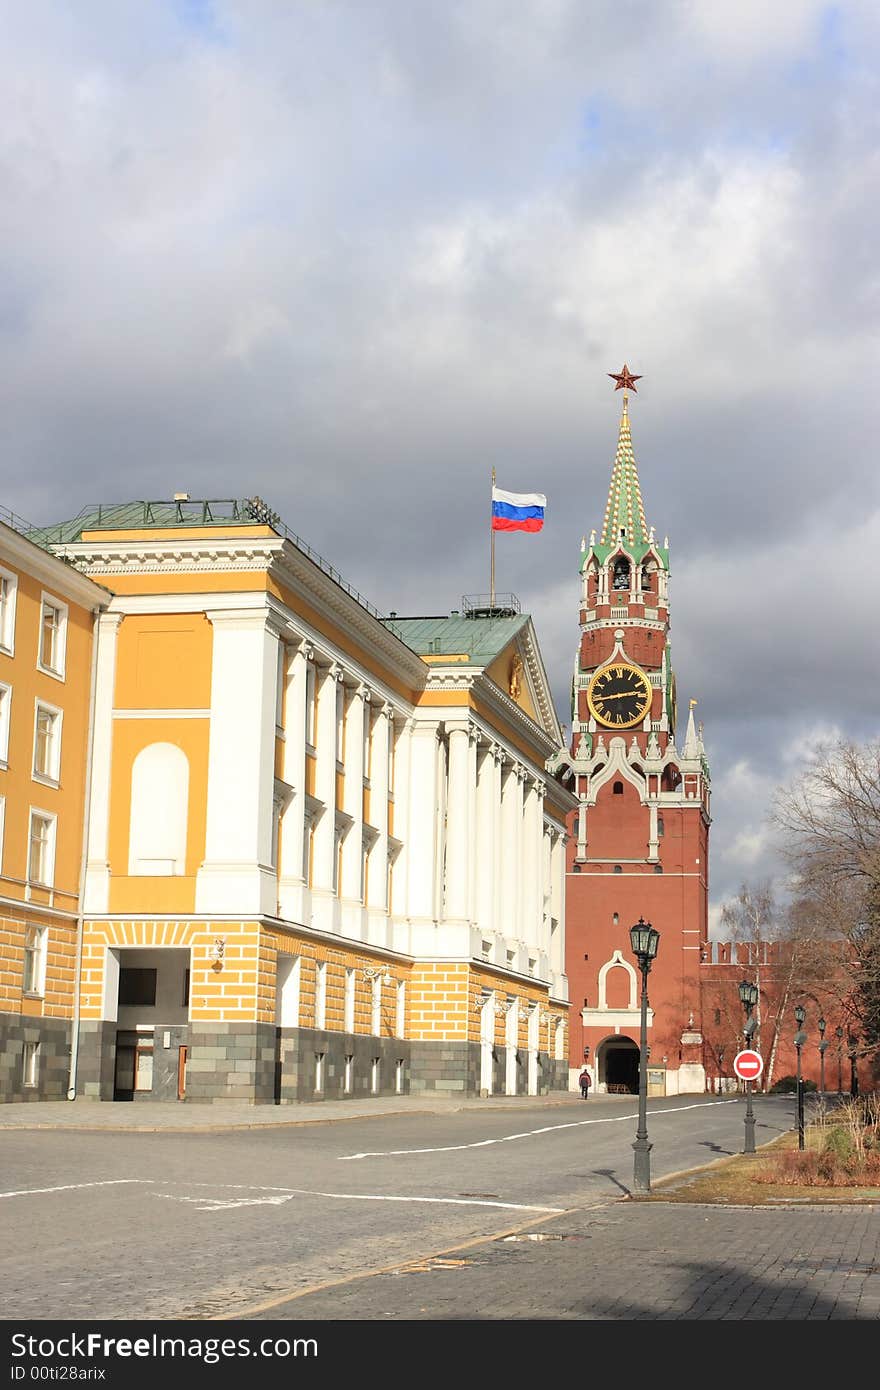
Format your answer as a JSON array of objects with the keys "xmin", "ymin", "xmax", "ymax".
[{"xmin": 240, "ymin": 1200, "xmax": 880, "ymax": 1321}]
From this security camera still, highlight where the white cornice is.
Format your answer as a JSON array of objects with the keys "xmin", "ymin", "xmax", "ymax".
[{"xmin": 0, "ymin": 524, "xmax": 110, "ymax": 611}]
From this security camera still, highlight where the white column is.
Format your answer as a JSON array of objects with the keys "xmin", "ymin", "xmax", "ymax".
[
  {"xmin": 444, "ymin": 721, "xmax": 471, "ymax": 923},
  {"xmin": 499, "ymin": 762, "xmax": 520, "ymax": 944},
  {"xmin": 277, "ymin": 639, "xmax": 312, "ymax": 920},
  {"xmin": 195, "ymin": 611, "xmax": 280, "ymax": 915},
  {"xmin": 492, "ymin": 748, "xmax": 504, "ymax": 937},
  {"xmin": 475, "ymin": 742, "xmax": 496, "ymax": 941},
  {"xmin": 311, "ymin": 662, "xmax": 341, "ymax": 892},
  {"xmin": 389, "ymin": 717, "xmax": 410, "ymax": 919},
  {"xmin": 369, "ymin": 702, "xmax": 391, "ymax": 913},
  {"xmin": 467, "ymin": 728, "xmax": 479, "ymax": 922},
  {"xmin": 406, "ymin": 721, "xmax": 440, "ymax": 923},
  {"xmin": 550, "ymin": 828, "xmax": 566, "ymax": 978},
  {"xmin": 520, "ymin": 775, "xmax": 540, "ymax": 949},
  {"xmin": 83, "ymin": 611, "xmax": 123, "ymax": 913},
  {"xmin": 341, "ymin": 683, "xmax": 367, "ymax": 903}
]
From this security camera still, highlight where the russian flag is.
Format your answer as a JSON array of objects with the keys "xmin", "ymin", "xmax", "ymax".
[{"xmin": 491, "ymin": 487, "xmax": 546, "ymax": 533}]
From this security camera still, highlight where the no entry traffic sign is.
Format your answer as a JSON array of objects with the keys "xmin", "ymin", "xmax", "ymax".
[{"xmin": 733, "ymin": 1049, "xmax": 764, "ymax": 1082}]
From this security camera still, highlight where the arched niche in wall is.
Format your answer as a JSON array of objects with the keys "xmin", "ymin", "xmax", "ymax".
[{"xmin": 128, "ymin": 741, "xmax": 190, "ymax": 876}]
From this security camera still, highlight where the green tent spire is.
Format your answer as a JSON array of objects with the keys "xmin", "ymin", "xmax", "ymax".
[{"xmin": 599, "ymin": 394, "xmax": 649, "ymax": 548}]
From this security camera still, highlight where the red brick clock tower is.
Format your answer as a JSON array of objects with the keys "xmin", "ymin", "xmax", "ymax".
[{"xmin": 555, "ymin": 368, "xmax": 710, "ymax": 1096}]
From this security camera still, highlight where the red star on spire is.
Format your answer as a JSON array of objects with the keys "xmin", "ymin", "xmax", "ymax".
[{"xmin": 608, "ymin": 364, "xmax": 642, "ymax": 392}]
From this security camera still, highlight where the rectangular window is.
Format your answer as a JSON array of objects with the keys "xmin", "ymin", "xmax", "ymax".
[
  {"xmin": 315, "ymin": 962, "xmax": 327, "ymax": 1030},
  {"xmin": 0, "ymin": 684, "xmax": 11, "ymax": 764},
  {"xmin": 305, "ymin": 663, "xmax": 317, "ymax": 747},
  {"xmin": 395, "ymin": 1059, "xmax": 404, "ymax": 1094},
  {"xmin": 344, "ymin": 1054, "xmax": 353, "ymax": 1094},
  {"xmin": 182, "ymin": 968, "xmax": 191, "ymax": 1008},
  {"xmin": 275, "ymin": 643, "xmax": 286, "ymax": 730},
  {"xmin": 276, "ymin": 954, "xmax": 301, "ymax": 1027},
  {"xmin": 38, "ymin": 596, "xmax": 68, "ymax": 679},
  {"xmin": 118, "ymin": 968, "xmax": 157, "ymax": 1007},
  {"xmin": 344, "ymin": 967, "xmax": 356, "ymax": 1034},
  {"xmin": 371, "ymin": 1057, "xmax": 380, "ymax": 1094},
  {"xmin": 0, "ymin": 568, "xmax": 18, "ymax": 654},
  {"xmin": 314, "ymin": 1052, "xmax": 325, "ymax": 1093},
  {"xmin": 22, "ymin": 1041, "xmax": 39, "ymax": 1088},
  {"xmin": 336, "ymin": 684, "xmax": 346, "ymax": 764},
  {"xmin": 23, "ymin": 925, "xmax": 47, "ymax": 995},
  {"xmin": 27, "ymin": 811, "xmax": 56, "ymax": 887},
  {"xmin": 395, "ymin": 980, "xmax": 406, "ymax": 1038},
  {"xmin": 33, "ymin": 703, "xmax": 62, "ymax": 783},
  {"xmin": 371, "ymin": 975, "xmax": 382, "ymax": 1036}
]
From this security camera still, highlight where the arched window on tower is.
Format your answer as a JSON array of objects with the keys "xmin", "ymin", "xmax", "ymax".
[
  {"xmin": 613, "ymin": 780, "xmax": 624, "ymax": 795},
  {"xmin": 612, "ymin": 557, "xmax": 630, "ymax": 591},
  {"xmin": 641, "ymin": 562, "xmax": 655, "ymax": 592}
]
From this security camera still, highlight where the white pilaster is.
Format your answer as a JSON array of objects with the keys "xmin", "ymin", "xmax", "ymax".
[
  {"xmin": 83, "ymin": 611, "xmax": 124, "ymax": 913},
  {"xmin": 277, "ymin": 639, "xmax": 312, "ymax": 922},
  {"xmin": 368, "ymin": 702, "xmax": 391, "ymax": 914},
  {"xmin": 195, "ymin": 610, "xmax": 280, "ymax": 916},
  {"xmin": 444, "ymin": 721, "xmax": 472, "ymax": 923},
  {"xmin": 341, "ymin": 683, "xmax": 367, "ymax": 908},
  {"xmin": 406, "ymin": 721, "xmax": 440, "ymax": 923},
  {"xmin": 475, "ymin": 742, "xmax": 497, "ymax": 942},
  {"xmin": 311, "ymin": 662, "xmax": 342, "ymax": 893}
]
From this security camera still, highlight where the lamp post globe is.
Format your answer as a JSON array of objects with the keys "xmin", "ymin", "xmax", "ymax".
[
  {"xmin": 817, "ymin": 1017, "xmax": 827, "ymax": 1096},
  {"xmin": 629, "ymin": 919, "xmax": 659, "ymax": 1194}
]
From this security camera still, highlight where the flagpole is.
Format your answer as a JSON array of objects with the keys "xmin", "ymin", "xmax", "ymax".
[{"xmin": 490, "ymin": 467, "xmax": 496, "ymax": 610}]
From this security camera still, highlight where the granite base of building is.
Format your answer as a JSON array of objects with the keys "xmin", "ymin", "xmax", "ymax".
[
  {"xmin": 53, "ymin": 1023, "xmax": 570, "ymax": 1103},
  {"xmin": 409, "ymin": 1042, "xmax": 569, "ymax": 1097},
  {"xmin": 74, "ymin": 1021, "xmax": 119, "ymax": 1100},
  {"xmin": 0, "ymin": 1013, "xmax": 71, "ymax": 1101}
]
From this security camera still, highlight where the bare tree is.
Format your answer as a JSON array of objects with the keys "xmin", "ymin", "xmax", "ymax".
[
  {"xmin": 719, "ymin": 881, "xmax": 834, "ymax": 1090},
  {"xmin": 773, "ymin": 739, "xmax": 880, "ymax": 1068}
]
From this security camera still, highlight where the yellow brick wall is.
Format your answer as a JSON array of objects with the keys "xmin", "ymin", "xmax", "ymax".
[
  {"xmin": 259, "ymin": 925, "xmax": 409, "ymax": 1036},
  {"xmin": 408, "ymin": 963, "xmax": 470, "ymax": 1041},
  {"xmin": 80, "ymin": 919, "xmax": 260, "ymax": 1023},
  {"xmin": 0, "ymin": 909, "xmax": 76, "ymax": 1019},
  {"xmin": 467, "ymin": 966, "xmax": 568, "ymax": 1051}
]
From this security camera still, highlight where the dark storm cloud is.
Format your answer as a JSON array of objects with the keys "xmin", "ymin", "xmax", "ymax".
[{"xmin": 2, "ymin": 1, "xmax": 878, "ymax": 918}]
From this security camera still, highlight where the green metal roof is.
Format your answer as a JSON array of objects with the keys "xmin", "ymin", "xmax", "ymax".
[
  {"xmin": 25, "ymin": 498, "xmax": 275, "ymax": 546},
  {"xmin": 25, "ymin": 497, "xmax": 391, "ymax": 623},
  {"xmin": 382, "ymin": 613, "xmax": 529, "ymax": 667}
]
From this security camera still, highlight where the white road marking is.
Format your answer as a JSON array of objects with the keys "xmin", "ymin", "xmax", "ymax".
[
  {"xmin": 339, "ymin": 1098, "xmax": 741, "ymax": 1160},
  {"xmin": 153, "ymin": 1193, "xmax": 295, "ymax": 1212},
  {"xmin": 151, "ymin": 1184, "xmax": 563, "ymax": 1214},
  {"xmin": 0, "ymin": 1179, "xmax": 152, "ymax": 1199}
]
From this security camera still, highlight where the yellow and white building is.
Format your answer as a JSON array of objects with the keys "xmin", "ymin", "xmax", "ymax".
[
  {"xmin": 6, "ymin": 497, "xmax": 574, "ymax": 1103},
  {"xmin": 0, "ymin": 508, "xmax": 108, "ymax": 1099}
]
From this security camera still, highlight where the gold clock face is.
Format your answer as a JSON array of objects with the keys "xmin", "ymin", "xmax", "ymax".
[{"xmin": 587, "ymin": 662, "xmax": 653, "ymax": 729}]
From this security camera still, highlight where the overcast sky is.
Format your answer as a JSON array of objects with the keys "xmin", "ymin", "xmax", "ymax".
[{"xmin": 3, "ymin": 2, "xmax": 879, "ymax": 930}]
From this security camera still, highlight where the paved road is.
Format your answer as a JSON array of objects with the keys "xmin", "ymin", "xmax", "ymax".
[{"xmin": 1, "ymin": 1092, "xmax": 845, "ymax": 1322}]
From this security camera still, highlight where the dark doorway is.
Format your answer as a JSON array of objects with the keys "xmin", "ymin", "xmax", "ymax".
[
  {"xmin": 603, "ymin": 1040, "xmax": 640, "ymax": 1094},
  {"xmin": 113, "ymin": 1036, "xmax": 135, "ymax": 1101}
]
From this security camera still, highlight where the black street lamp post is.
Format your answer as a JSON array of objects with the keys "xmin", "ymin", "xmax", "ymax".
[
  {"xmin": 629, "ymin": 918, "xmax": 660, "ymax": 1194},
  {"xmin": 737, "ymin": 979, "xmax": 759, "ymax": 1153},
  {"xmin": 836, "ymin": 1025, "xmax": 844, "ymax": 1094},
  {"xmin": 794, "ymin": 1005, "xmax": 807, "ymax": 1151},
  {"xmin": 848, "ymin": 1036, "xmax": 858, "ymax": 1098},
  {"xmin": 717, "ymin": 1047, "xmax": 725, "ymax": 1096},
  {"xmin": 817, "ymin": 1017, "xmax": 827, "ymax": 1097}
]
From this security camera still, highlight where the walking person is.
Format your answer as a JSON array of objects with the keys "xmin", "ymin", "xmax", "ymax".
[{"xmin": 579, "ymin": 1067, "xmax": 592, "ymax": 1099}]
